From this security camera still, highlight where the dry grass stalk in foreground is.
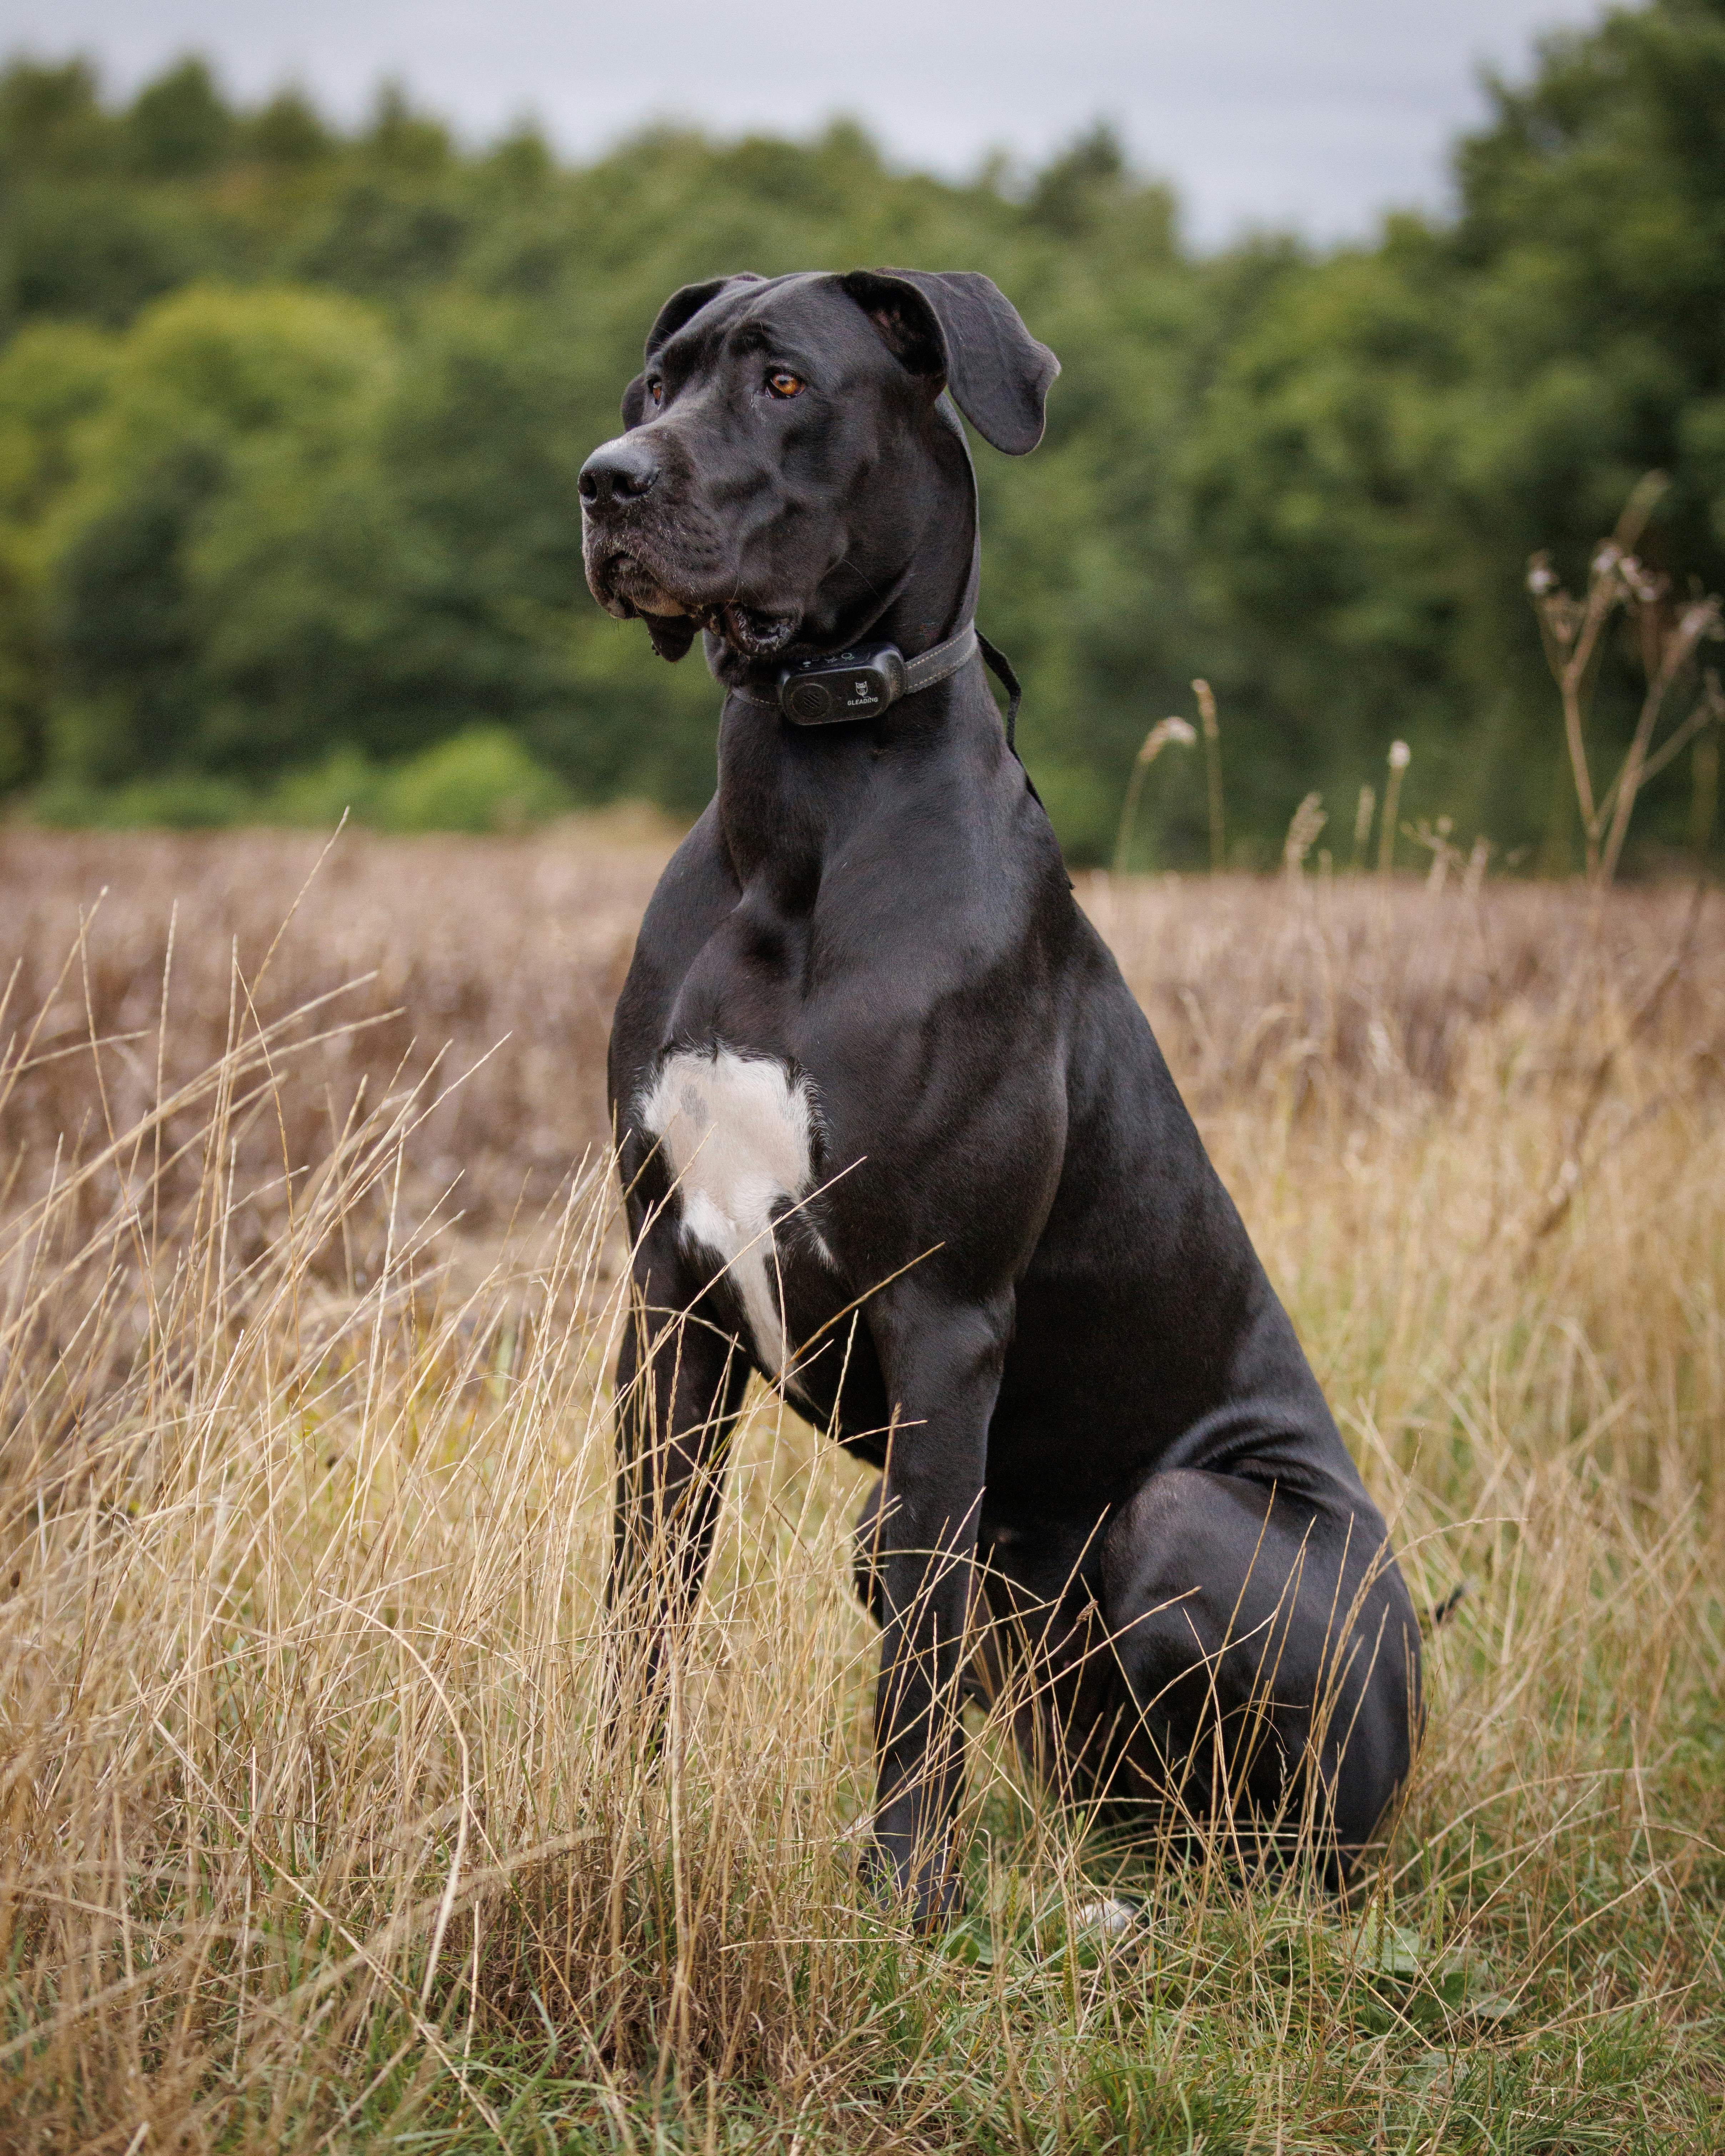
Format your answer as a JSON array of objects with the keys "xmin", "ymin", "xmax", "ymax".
[{"xmin": 0, "ymin": 834, "xmax": 1722, "ymax": 2152}]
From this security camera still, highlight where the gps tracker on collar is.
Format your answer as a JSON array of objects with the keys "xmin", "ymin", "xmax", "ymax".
[
  {"xmin": 770, "ymin": 620, "xmax": 981, "ymax": 726},
  {"xmin": 778, "ymin": 644, "xmax": 907, "ymax": 724}
]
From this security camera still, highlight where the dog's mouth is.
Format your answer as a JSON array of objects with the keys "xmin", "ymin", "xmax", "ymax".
[
  {"xmin": 589, "ymin": 549, "xmax": 797, "ymax": 659},
  {"xmin": 700, "ymin": 602, "xmax": 798, "ymax": 658}
]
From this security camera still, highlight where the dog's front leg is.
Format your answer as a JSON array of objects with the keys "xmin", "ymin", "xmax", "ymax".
[
  {"xmin": 606, "ymin": 1234, "xmax": 749, "ymax": 1741},
  {"xmin": 864, "ymin": 1288, "xmax": 1009, "ymax": 1929}
]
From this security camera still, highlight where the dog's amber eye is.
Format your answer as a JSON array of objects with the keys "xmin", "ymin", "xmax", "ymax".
[
  {"xmin": 766, "ymin": 371, "xmax": 805, "ymax": 399},
  {"xmin": 647, "ymin": 378, "xmax": 664, "ymax": 408}
]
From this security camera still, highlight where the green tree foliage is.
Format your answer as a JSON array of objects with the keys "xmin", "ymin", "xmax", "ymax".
[
  {"xmin": 1188, "ymin": 0, "xmax": 1725, "ymax": 866},
  {"xmin": 0, "ymin": 9, "xmax": 1720, "ymax": 866},
  {"xmin": 39, "ymin": 285, "xmax": 394, "ymax": 782}
]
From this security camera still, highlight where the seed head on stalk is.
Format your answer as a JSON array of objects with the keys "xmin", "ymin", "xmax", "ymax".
[
  {"xmin": 1379, "ymin": 741, "xmax": 1411, "ymax": 876},
  {"xmin": 1113, "ymin": 717, "xmax": 1197, "ymax": 876}
]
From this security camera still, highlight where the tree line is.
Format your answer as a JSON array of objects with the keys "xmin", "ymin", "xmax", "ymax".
[{"xmin": 0, "ymin": 1, "xmax": 1721, "ymax": 866}]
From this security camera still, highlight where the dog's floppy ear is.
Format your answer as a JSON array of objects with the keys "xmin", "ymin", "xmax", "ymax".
[
  {"xmin": 840, "ymin": 268, "xmax": 1059, "ymax": 455},
  {"xmin": 621, "ymin": 272, "xmax": 765, "ymax": 426}
]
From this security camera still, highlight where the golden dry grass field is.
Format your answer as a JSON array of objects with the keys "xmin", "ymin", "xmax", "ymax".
[{"xmin": 1, "ymin": 823, "xmax": 1723, "ymax": 2154}]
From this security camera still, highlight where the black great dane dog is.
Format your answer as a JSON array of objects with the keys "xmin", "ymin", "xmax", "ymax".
[{"xmin": 580, "ymin": 268, "xmax": 1421, "ymax": 1925}]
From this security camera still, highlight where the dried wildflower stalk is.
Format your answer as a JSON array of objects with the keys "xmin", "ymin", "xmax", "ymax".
[{"xmin": 1528, "ymin": 473, "xmax": 1724, "ymax": 883}]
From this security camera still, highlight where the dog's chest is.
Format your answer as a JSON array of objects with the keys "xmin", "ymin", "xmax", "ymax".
[{"xmin": 638, "ymin": 1047, "xmax": 827, "ymax": 1382}]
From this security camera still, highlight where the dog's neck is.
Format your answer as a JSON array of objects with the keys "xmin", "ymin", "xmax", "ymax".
[
  {"xmin": 842, "ymin": 480, "xmax": 980, "ymax": 664},
  {"xmin": 706, "ymin": 414, "xmax": 996, "ymax": 891},
  {"xmin": 710, "ymin": 416, "xmax": 980, "ymax": 694},
  {"xmin": 711, "ymin": 530, "xmax": 1000, "ymax": 895}
]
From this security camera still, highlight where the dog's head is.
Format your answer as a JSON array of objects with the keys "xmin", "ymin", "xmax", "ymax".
[{"xmin": 579, "ymin": 270, "xmax": 1058, "ymax": 668}]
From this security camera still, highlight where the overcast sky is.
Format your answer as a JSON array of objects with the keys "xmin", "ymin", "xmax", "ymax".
[{"xmin": 0, "ymin": 0, "xmax": 1610, "ymax": 246}]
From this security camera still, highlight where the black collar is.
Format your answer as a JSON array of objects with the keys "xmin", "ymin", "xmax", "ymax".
[{"xmin": 727, "ymin": 621, "xmax": 1022, "ymax": 749}]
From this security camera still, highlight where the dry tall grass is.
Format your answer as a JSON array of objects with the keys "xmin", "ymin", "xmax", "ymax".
[{"xmin": 1, "ymin": 827, "xmax": 1721, "ymax": 2152}]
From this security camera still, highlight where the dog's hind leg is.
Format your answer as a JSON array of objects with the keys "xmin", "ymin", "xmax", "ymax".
[
  {"xmin": 954, "ymin": 1514, "xmax": 1124, "ymax": 1806},
  {"xmin": 1091, "ymin": 1468, "xmax": 1421, "ymax": 1882}
]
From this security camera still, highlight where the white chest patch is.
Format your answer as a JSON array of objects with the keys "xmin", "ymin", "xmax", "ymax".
[{"xmin": 639, "ymin": 1047, "xmax": 823, "ymax": 1381}]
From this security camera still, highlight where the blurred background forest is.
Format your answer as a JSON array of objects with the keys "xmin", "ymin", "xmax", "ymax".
[{"xmin": 0, "ymin": 0, "xmax": 1721, "ymax": 869}]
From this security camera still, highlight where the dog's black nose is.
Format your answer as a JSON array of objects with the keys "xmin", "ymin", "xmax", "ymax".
[{"xmin": 578, "ymin": 439, "xmax": 660, "ymax": 509}]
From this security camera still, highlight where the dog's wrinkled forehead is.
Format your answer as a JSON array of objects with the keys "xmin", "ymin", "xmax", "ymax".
[
  {"xmin": 624, "ymin": 268, "xmax": 1059, "ymax": 456},
  {"xmin": 644, "ymin": 275, "xmax": 903, "ymax": 399}
]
